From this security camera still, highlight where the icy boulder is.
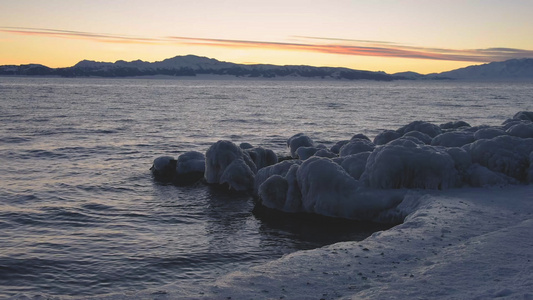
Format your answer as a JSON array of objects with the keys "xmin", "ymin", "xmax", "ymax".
[
  {"xmin": 339, "ymin": 139, "xmax": 375, "ymax": 157},
  {"xmin": 245, "ymin": 147, "xmax": 278, "ymax": 170},
  {"xmin": 296, "ymin": 157, "xmax": 404, "ymax": 220},
  {"xmin": 397, "ymin": 120, "xmax": 442, "ymax": 138},
  {"xmin": 175, "ymin": 151, "xmax": 205, "ymax": 184},
  {"xmin": 150, "ymin": 156, "xmax": 177, "ymax": 180},
  {"xmin": 403, "ymin": 131, "xmax": 432, "ymax": 144},
  {"xmin": 219, "ymin": 159, "xmax": 256, "ymax": 191},
  {"xmin": 473, "ymin": 127, "xmax": 507, "ymax": 140},
  {"xmin": 295, "ymin": 146, "xmax": 319, "ymax": 160},
  {"xmin": 239, "ymin": 142, "xmax": 254, "ymax": 150},
  {"xmin": 373, "ymin": 130, "xmax": 401, "ymax": 145},
  {"xmin": 465, "ymin": 135, "xmax": 533, "ymax": 182},
  {"xmin": 313, "ymin": 148, "xmax": 337, "ymax": 158},
  {"xmin": 287, "ymin": 133, "xmax": 314, "ymax": 158},
  {"xmin": 204, "ymin": 140, "xmax": 257, "ymax": 191},
  {"xmin": 513, "ymin": 111, "xmax": 533, "ymax": 122},
  {"xmin": 467, "ymin": 164, "xmax": 518, "ymax": 187},
  {"xmin": 506, "ymin": 122, "xmax": 533, "ymax": 138},
  {"xmin": 361, "ymin": 142, "xmax": 459, "ymax": 189},
  {"xmin": 340, "ymin": 152, "xmax": 371, "ymax": 180},
  {"xmin": 351, "ymin": 133, "xmax": 371, "ymax": 141},
  {"xmin": 440, "ymin": 120, "xmax": 471, "ymax": 130},
  {"xmin": 258, "ymin": 164, "xmax": 302, "ymax": 213},
  {"xmin": 254, "ymin": 160, "xmax": 302, "ymax": 195},
  {"xmin": 431, "ymin": 131, "xmax": 475, "ymax": 147},
  {"xmin": 330, "ymin": 140, "xmax": 349, "ymax": 154}
]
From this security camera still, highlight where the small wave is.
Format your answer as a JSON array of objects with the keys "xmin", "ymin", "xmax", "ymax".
[
  {"xmin": 81, "ymin": 202, "xmax": 115, "ymax": 211},
  {"xmin": 0, "ymin": 136, "xmax": 31, "ymax": 144}
]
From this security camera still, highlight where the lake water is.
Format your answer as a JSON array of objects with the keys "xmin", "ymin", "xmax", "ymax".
[{"xmin": 0, "ymin": 77, "xmax": 532, "ymax": 298}]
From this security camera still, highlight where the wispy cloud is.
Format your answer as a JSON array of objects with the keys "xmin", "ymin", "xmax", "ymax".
[{"xmin": 2, "ymin": 27, "xmax": 532, "ymax": 63}]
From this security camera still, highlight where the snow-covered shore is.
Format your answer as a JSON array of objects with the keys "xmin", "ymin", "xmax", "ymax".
[
  {"xmin": 91, "ymin": 185, "xmax": 532, "ymax": 300},
  {"xmin": 198, "ymin": 186, "xmax": 533, "ymax": 299}
]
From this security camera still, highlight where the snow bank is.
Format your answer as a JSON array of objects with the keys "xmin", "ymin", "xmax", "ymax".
[{"xmin": 182, "ymin": 186, "xmax": 533, "ymax": 300}]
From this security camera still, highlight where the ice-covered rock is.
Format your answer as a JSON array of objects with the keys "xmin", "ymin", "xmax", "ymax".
[
  {"xmin": 330, "ymin": 140, "xmax": 350, "ymax": 154},
  {"xmin": 473, "ymin": 127, "xmax": 507, "ymax": 140},
  {"xmin": 431, "ymin": 131, "xmax": 475, "ymax": 147},
  {"xmin": 287, "ymin": 133, "xmax": 314, "ymax": 158},
  {"xmin": 296, "ymin": 157, "xmax": 404, "ymax": 220},
  {"xmin": 397, "ymin": 120, "xmax": 442, "ymax": 138},
  {"xmin": 150, "ymin": 156, "xmax": 177, "ymax": 180},
  {"xmin": 295, "ymin": 146, "xmax": 318, "ymax": 160},
  {"xmin": 351, "ymin": 133, "xmax": 371, "ymax": 141},
  {"xmin": 239, "ymin": 142, "xmax": 254, "ymax": 149},
  {"xmin": 513, "ymin": 111, "xmax": 533, "ymax": 122},
  {"xmin": 361, "ymin": 142, "xmax": 459, "ymax": 189},
  {"xmin": 313, "ymin": 148, "xmax": 337, "ymax": 158},
  {"xmin": 465, "ymin": 135, "xmax": 533, "ymax": 182},
  {"xmin": 254, "ymin": 160, "xmax": 302, "ymax": 194},
  {"xmin": 245, "ymin": 146, "xmax": 278, "ymax": 170},
  {"xmin": 340, "ymin": 152, "xmax": 371, "ymax": 180},
  {"xmin": 219, "ymin": 159, "xmax": 256, "ymax": 191},
  {"xmin": 403, "ymin": 131, "xmax": 432, "ymax": 144},
  {"xmin": 395, "ymin": 136, "xmax": 425, "ymax": 145},
  {"xmin": 258, "ymin": 175, "xmax": 288, "ymax": 210},
  {"xmin": 444, "ymin": 147, "xmax": 472, "ymax": 173},
  {"xmin": 466, "ymin": 164, "xmax": 517, "ymax": 187},
  {"xmin": 175, "ymin": 151, "xmax": 205, "ymax": 184},
  {"xmin": 506, "ymin": 122, "xmax": 533, "ymax": 138},
  {"xmin": 204, "ymin": 140, "xmax": 257, "ymax": 190},
  {"xmin": 440, "ymin": 120, "xmax": 471, "ymax": 130},
  {"xmin": 339, "ymin": 139, "xmax": 375, "ymax": 156},
  {"xmin": 502, "ymin": 119, "xmax": 531, "ymax": 130},
  {"xmin": 373, "ymin": 130, "xmax": 401, "ymax": 145},
  {"xmin": 258, "ymin": 164, "xmax": 302, "ymax": 213}
]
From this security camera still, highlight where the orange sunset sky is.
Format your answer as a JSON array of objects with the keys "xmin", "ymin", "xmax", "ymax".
[{"xmin": 1, "ymin": 0, "xmax": 533, "ymax": 74}]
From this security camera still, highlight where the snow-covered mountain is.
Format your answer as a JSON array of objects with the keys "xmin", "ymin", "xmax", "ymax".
[
  {"xmin": 429, "ymin": 58, "xmax": 533, "ymax": 79},
  {"xmin": 1, "ymin": 55, "xmax": 532, "ymax": 80},
  {"xmin": 66, "ymin": 55, "xmax": 394, "ymax": 80}
]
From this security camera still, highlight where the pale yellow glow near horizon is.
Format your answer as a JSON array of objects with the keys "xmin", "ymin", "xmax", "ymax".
[{"xmin": 0, "ymin": 0, "xmax": 532, "ymax": 74}]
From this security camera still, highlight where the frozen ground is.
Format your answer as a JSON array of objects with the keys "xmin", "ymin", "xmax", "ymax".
[{"xmin": 87, "ymin": 185, "xmax": 532, "ymax": 300}]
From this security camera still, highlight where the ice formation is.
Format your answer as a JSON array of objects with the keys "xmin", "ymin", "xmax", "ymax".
[
  {"xmin": 431, "ymin": 131, "xmax": 475, "ymax": 147},
  {"xmin": 338, "ymin": 138, "xmax": 375, "ymax": 156},
  {"xmin": 150, "ymin": 111, "xmax": 533, "ymax": 222},
  {"xmin": 244, "ymin": 146, "xmax": 278, "ymax": 170},
  {"xmin": 150, "ymin": 152, "xmax": 206, "ymax": 184},
  {"xmin": 175, "ymin": 151, "xmax": 206, "ymax": 184},
  {"xmin": 144, "ymin": 111, "xmax": 533, "ymax": 300},
  {"xmin": 361, "ymin": 141, "xmax": 458, "ymax": 189},
  {"xmin": 150, "ymin": 156, "xmax": 177, "ymax": 180},
  {"xmin": 204, "ymin": 140, "xmax": 257, "ymax": 191},
  {"xmin": 287, "ymin": 133, "xmax": 314, "ymax": 158}
]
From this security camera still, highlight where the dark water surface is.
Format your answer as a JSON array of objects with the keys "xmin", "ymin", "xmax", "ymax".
[{"xmin": 0, "ymin": 77, "xmax": 531, "ymax": 298}]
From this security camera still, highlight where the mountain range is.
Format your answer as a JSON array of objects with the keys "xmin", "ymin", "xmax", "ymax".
[{"xmin": 1, "ymin": 55, "xmax": 532, "ymax": 80}]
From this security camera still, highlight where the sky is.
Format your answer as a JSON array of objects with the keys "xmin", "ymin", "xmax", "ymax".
[{"xmin": 1, "ymin": 0, "xmax": 533, "ymax": 74}]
